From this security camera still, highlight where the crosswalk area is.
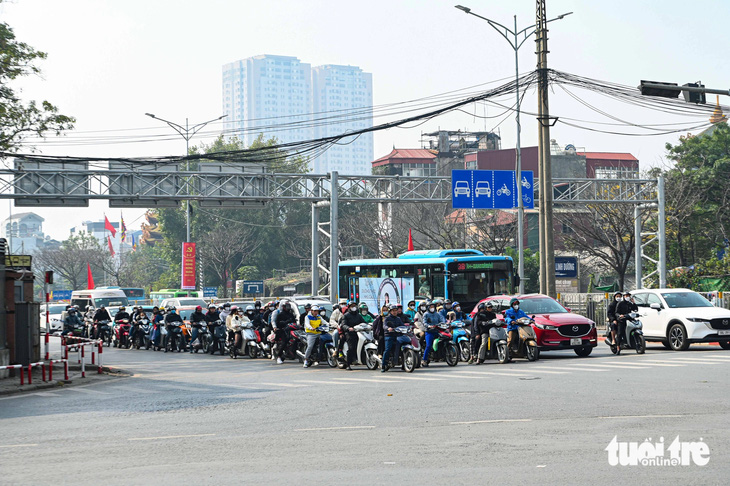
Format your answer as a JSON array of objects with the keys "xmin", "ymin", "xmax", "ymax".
[{"xmin": 7, "ymin": 349, "xmax": 729, "ymax": 400}]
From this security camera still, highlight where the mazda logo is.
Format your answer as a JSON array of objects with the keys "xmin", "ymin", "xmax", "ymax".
[
  {"xmin": 572, "ymin": 326, "xmax": 579, "ymax": 332},
  {"xmin": 724, "ymin": 320, "xmax": 728, "ymax": 326}
]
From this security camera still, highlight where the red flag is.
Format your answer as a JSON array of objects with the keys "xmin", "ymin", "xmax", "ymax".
[
  {"xmin": 87, "ymin": 263, "xmax": 95, "ymax": 290},
  {"xmin": 104, "ymin": 216, "xmax": 116, "ymax": 237},
  {"xmin": 107, "ymin": 236, "xmax": 115, "ymax": 256},
  {"xmin": 408, "ymin": 228, "xmax": 414, "ymax": 251}
]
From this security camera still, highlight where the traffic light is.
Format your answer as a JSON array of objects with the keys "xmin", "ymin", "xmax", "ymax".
[
  {"xmin": 682, "ymin": 82, "xmax": 706, "ymax": 104},
  {"xmin": 44, "ymin": 270, "xmax": 54, "ymax": 284},
  {"xmin": 639, "ymin": 80, "xmax": 680, "ymax": 98}
]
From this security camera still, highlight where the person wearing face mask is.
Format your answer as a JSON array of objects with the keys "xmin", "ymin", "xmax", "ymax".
[
  {"xmin": 404, "ymin": 301, "xmax": 417, "ymax": 321},
  {"xmin": 413, "ymin": 302, "xmax": 428, "ymax": 339},
  {"xmin": 606, "ymin": 292, "xmax": 622, "ymax": 346},
  {"xmin": 450, "ymin": 301, "xmax": 468, "ymax": 322},
  {"xmin": 614, "ymin": 291, "xmax": 637, "ymax": 349},
  {"xmin": 504, "ymin": 298, "xmax": 528, "ymax": 353},
  {"xmin": 438, "ymin": 299, "xmax": 453, "ymax": 320},
  {"xmin": 421, "ymin": 302, "xmax": 446, "ymax": 366},
  {"xmin": 329, "ymin": 299, "xmax": 348, "ymax": 351},
  {"xmin": 339, "ymin": 302, "xmax": 365, "ymax": 369},
  {"xmin": 372, "ymin": 304, "xmax": 390, "ymax": 358},
  {"xmin": 359, "ymin": 303, "xmax": 375, "ymax": 324}
]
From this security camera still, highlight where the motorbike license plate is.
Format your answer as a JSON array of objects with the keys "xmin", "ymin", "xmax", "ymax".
[
  {"xmin": 570, "ymin": 338, "xmax": 582, "ymax": 346},
  {"xmin": 719, "ymin": 330, "xmax": 730, "ymax": 336}
]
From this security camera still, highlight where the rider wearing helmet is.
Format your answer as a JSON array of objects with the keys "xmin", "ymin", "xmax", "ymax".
[
  {"xmin": 188, "ymin": 305, "xmax": 206, "ymax": 353},
  {"xmin": 274, "ymin": 301, "xmax": 297, "ymax": 364},
  {"xmin": 62, "ymin": 306, "xmax": 82, "ymax": 336},
  {"xmin": 115, "ymin": 305, "xmax": 130, "ymax": 324},
  {"xmin": 382, "ymin": 304, "xmax": 409, "ymax": 373},
  {"xmin": 606, "ymin": 291, "xmax": 622, "ymax": 346},
  {"xmin": 405, "ymin": 300, "xmax": 417, "ymax": 321},
  {"xmin": 473, "ymin": 302, "xmax": 498, "ymax": 364},
  {"xmin": 164, "ymin": 306, "xmax": 184, "ymax": 351},
  {"xmin": 299, "ymin": 303, "xmax": 312, "ymax": 327},
  {"xmin": 372, "ymin": 304, "xmax": 390, "ymax": 358},
  {"xmin": 421, "ymin": 301, "xmax": 446, "ymax": 366},
  {"xmin": 438, "ymin": 299, "xmax": 453, "ymax": 320},
  {"xmin": 395, "ymin": 303, "xmax": 411, "ymax": 325},
  {"xmin": 504, "ymin": 298, "xmax": 528, "ymax": 353},
  {"xmin": 339, "ymin": 301, "xmax": 365, "ymax": 370},
  {"xmin": 450, "ymin": 301, "xmax": 468, "ymax": 322},
  {"xmin": 359, "ymin": 303, "xmax": 374, "ymax": 324},
  {"xmin": 412, "ymin": 301, "xmax": 428, "ymax": 339},
  {"xmin": 303, "ymin": 305, "xmax": 331, "ymax": 368}
]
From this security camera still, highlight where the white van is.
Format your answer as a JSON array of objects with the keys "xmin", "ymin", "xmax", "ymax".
[{"xmin": 71, "ymin": 288, "xmax": 129, "ymax": 314}]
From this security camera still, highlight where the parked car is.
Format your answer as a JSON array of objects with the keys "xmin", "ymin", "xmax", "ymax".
[
  {"xmin": 290, "ymin": 296, "xmax": 333, "ymax": 318},
  {"xmin": 471, "ymin": 294, "xmax": 598, "ymax": 357},
  {"xmin": 40, "ymin": 303, "xmax": 66, "ymax": 333},
  {"xmin": 631, "ymin": 288, "xmax": 730, "ymax": 351}
]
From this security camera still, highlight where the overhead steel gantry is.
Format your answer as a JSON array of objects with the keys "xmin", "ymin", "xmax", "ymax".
[{"xmin": 0, "ymin": 160, "xmax": 665, "ymax": 296}]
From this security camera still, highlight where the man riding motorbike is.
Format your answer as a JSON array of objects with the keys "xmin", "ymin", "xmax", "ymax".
[
  {"xmin": 129, "ymin": 306, "xmax": 148, "ymax": 348},
  {"xmin": 614, "ymin": 291, "xmax": 637, "ymax": 349},
  {"xmin": 372, "ymin": 304, "xmax": 390, "ymax": 359},
  {"xmin": 339, "ymin": 302, "xmax": 365, "ymax": 370},
  {"xmin": 164, "ymin": 306, "xmax": 185, "ymax": 351},
  {"xmin": 204, "ymin": 304, "xmax": 222, "ymax": 352},
  {"xmin": 606, "ymin": 291, "xmax": 622, "ymax": 347},
  {"xmin": 62, "ymin": 307, "xmax": 83, "ymax": 336},
  {"xmin": 189, "ymin": 305, "xmax": 206, "ymax": 353},
  {"xmin": 274, "ymin": 301, "xmax": 297, "ymax": 364},
  {"xmin": 413, "ymin": 301, "xmax": 428, "ymax": 339},
  {"xmin": 504, "ymin": 298, "xmax": 528, "ymax": 353},
  {"xmin": 438, "ymin": 299, "xmax": 454, "ymax": 320},
  {"xmin": 473, "ymin": 302, "xmax": 497, "ymax": 364},
  {"xmin": 381, "ymin": 304, "xmax": 409, "ymax": 373},
  {"xmin": 359, "ymin": 303, "xmax": 375, "ymax": 324},
  {"xmin": 404, "ymin": 300, "xmax": 417, "ymax": 321},
  {"xmin": 303, "ymin": 305, "xmax": 331, "ymax": 368},
  {"xmin": 421, "ymin": 302, "xmax": 446, "ymax": 366}
]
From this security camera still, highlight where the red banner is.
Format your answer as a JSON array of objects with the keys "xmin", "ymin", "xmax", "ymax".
[{"xmin": 181, "ymin": 242, "xmax": 196, "ymax": 290}]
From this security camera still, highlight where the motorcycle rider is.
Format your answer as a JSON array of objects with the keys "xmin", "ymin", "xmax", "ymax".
[
  {"xmin": 115, "ymin": 305, "xmax": 131, "ymax": 324},
  {"xmin": 263, "ymin": 301, "xmax": 277, "ymax": 326},
  {"xmin": 92, "ymin": 305, "xmax": 112, "ymax": 339},
  {"xmin": 504, "ymin": 298, "xmax": 528, "ymax": 353},
  {"xmin": 227, "ymin": 307, "xmax": 248, "ymax": 353},
  {"xmin": 606, "ymin": 291, "xmax": 622, "ymax": 346},
  {"xmin": 339, "ymin": 301, "xmax": 365, "ymax": 370},
  {"xmin": 129, "ymin": 306, "xmax": 148, "ymax": 348},
  {"xmin": 303, "ymin": 305, "xmax": 331, "ymax": 368},
  {"xmin": 62, "ymin": 307, "xmax": 83, "ymax": 336},
  {"xmin": 219, "ymin": 302, "xmax": 232, "ymax": 326},
  {"xmin": 421, "ymin": 302, "xmax": 446, "ymax": 366},
  {"xmin": 359, "ymin": 303, "xmax": 375, "ymax": 324},
  {"xmin": 451, "ymin": 301, "xmax": 469, "ymax": 322},
  {"xmin": 615, "ymin": 291, "xmax": 637, "ymax": 348},
  {"xmin": 473, "ymin": 302, "xmax": 498, "ymax": 364},
  {"xmin": 372, "ymin": 304, "xmax": 390, "ymax": 359},
  {"xmin": 381, "ymin": 304, "xmax": 409, "ymax": 373},
  {"xmin": 164, "ymin": 306, "xmax": 184, "ymax": 352},
  {"xmin": 274, "ymin": 301, "xmax": 297, "ymax": 364},
  {"xmin": 413, "ymin": 301, "xmax": 428, "ymax": 339},
  {"xmin": 329, "ymin": 299, "xmax": 348, "ymax": 349},
  {"xmin": 299, "ymin": 303, "xmax": 312, "ymax": 327},
  {"xmin": 151, "ymin": 307, "xmax": 164, "ymax": 348},
  {"xmin": 404, "ymin": 301, "xmax": 417, "ymax": 321},
  {"xmin": 438, "ymin": 299, "xmax": 453, "ymax": 320},
  {"xmin": 205, "ymin": 304, "xmax": 222, "ymax": 353},
  {"xmin": 396, "ymin": 304, "xmax": 411, "ymax": 325},
  {"xmin": 189, "ymin": 305, "xmax": 206, "ymax": 353}
]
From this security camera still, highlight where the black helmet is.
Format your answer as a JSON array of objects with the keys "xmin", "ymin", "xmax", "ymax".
[{"xmin": 477, "ymin": 303, "xmax": 486, "ymax": 311}]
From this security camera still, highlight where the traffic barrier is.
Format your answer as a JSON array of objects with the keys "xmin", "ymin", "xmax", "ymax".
[
  {"xmin": 48, "ymin": 359, "xmax": 69, "ymax": 381},
  {"xmin": 0, "ymin": 364, "xmax": 25, "ymax": 385},
  {"xmin": 27, "ymin": 362, "xmax": 46, "ymax": 385}
]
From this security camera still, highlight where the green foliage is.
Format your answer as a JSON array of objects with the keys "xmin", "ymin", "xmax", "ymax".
[
  {"xmin": 505, "ymin": 247, "xmax": 539, "ymax": 293},
  {"xmin": 0, "ymin": 13, "xmax": 74, "ymax": 152}
]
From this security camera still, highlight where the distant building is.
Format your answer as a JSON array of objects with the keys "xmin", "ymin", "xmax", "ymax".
[
  {"xmin": 371, "ymin": 148, "xmax": 437, "ymax": 176},
  {"xmin": 1, "ymin": 212, "xmax": 49, "ymax": 254},
  {"xmin": 222, "ymin": 54, "xmax": 373, "ymax": 174}
]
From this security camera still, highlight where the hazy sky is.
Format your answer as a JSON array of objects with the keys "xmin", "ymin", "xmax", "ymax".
[{"xmin": 2, "ymin": 0, "xmax": 728, "ymax": 241}]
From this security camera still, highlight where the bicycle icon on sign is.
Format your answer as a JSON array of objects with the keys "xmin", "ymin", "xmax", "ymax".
[
  {"xmin": 496, "ymin": 184, "xmax": 511, "ymax": 197},
  {"xmin": 522, "ymin": 194, "xmax": 532, "ymax": 204}
]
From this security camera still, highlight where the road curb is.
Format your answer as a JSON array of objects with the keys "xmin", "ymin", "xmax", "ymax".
[{"xmin": 0, "ymin": 366, "xmax": 131, "ymax": 397}]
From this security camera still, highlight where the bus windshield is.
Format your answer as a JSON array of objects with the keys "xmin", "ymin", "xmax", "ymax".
[{"xmin": 94, "ymin": 297, "xmax": 129, "ymax": 308}]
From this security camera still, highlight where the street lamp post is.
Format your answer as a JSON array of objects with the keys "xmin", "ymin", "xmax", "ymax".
[
  {"xmin": 144, "ymin": 113, "xmax": 227, "ymax": 242},
  {"xmin": 455, "ymin": 5, "xmax": 571, "ymax": 294}
]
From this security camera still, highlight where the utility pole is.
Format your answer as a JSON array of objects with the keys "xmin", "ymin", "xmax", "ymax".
[{"xmin": 536, "ymin": 0, "xmax": 557, "ymax": 298}]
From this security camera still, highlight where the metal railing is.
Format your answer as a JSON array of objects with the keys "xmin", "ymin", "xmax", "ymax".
[{"xmin": 557, "ymin": 293, "xmax": 610, "ymax": 328}]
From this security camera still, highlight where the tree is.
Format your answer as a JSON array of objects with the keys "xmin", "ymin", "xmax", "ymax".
[
  {"xmin": 33, "ymin": 232, "xmax": 105, "ymax": 289},
  {"xmin": 0, "ymin": 8, "xmax": 74, "ymax": 152}
]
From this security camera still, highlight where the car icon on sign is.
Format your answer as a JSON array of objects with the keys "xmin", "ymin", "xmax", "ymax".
[
  {"xmin": 454, "ymin": 181, "xmax": 470, "ymax": 197},
  {"xmin": 475, "ymin": 181, "xmax": 491, "ymax": 198}
]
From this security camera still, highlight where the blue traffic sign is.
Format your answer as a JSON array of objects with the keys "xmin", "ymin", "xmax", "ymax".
[
  {"xmin": 51, "ymin": 290, "xmax": 72, "ymax": 301},
  {"xmin": 243, "ymin": 280, "xmax": 264, "ymax": 294},
  {"xmin": 452, "ymin": 170, "xmax": 534, "ymax": 210},
  {"xmin": 203, "ymin": 287, "xmax": 218, "ymax": 298}
]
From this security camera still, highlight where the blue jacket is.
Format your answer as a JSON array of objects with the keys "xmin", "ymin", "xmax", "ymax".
[
  {"xmin": 438, "ymin": 307, "xmax": 453, "ymax": 320},
  {"xmin": 422, "ymin": 310, "xmax": 445, "ymax": 332},
  {"xmin": 504, "ymin": 307, "xmax": 529, "ymax": 331}
]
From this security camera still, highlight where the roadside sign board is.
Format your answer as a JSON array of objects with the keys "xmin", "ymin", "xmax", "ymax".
[
  {"xmin": 51, "ymin": 289, "xmax": 72, "ymax": 301},
  {"xmin": 555, "ymin": 256, "xmax": 579, "ymax": 278},
  {"xmin": 243, "ymin": 280, "xmax": 264, "ymax": 294},
  {"xmin": 451, "ymin": 170, "xmax": 534, "ymax": 210},
  {"xmin": 203, "ymin": 287, "xmax": 217, "ymax": 298}
]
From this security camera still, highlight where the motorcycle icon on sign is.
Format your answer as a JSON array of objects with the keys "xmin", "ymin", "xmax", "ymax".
[
  {"xmin": 522, "ymin": 176, "xmax": 531, "ymax": 189},
  {"xmin": 496, "ymin": 184, "xmax": 511, "ymax": 197}
]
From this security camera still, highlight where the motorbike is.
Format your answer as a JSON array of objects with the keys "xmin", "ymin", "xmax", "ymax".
[
  {"xmin": 377, "ymin": 326, "xmax": 419, "ymax": 373},
  {"xmin": 295, "ymin": 324, "xmax": 337, "ymax": 367},
  {"xmin": 272, "ymin": 322, "xmax": 307, "ymax": 362},
  {"xmin": 164, "ymin": 322, "xmax": 187, "ymax": 353},
  {"xmin": 509, "ymin": 317, "xmax": 540, "ymax": 361},
  {"xmin": 605, "ymin": 312, "xmax": 645, "ymax": 355},
  {"xmin": 337, "ymin": 323, "xmax": 379, "ymax": 370},
  {"xmin": 450, "ymin": 320, "xmax": 471, "ymax": 362},
  {"xmin": 474, "ymin": 319, "xmax": 510, "ymax": 364},
  {"xmin": 193, "ymin": 322, "xmax": 211, "ymax": 354},
  {"xmin": 208, "ymin": 321, "xmax": 227, "ymax": 356},
  {"xmin": 425, "ymin": 322, "xmax": 458, "ymax": 367},
  {"xmin": 131, "ymin": 318, "xmax": 152, "ymax": 350},
  {"xmin": 83, "ymin": 317, "xmax": 95, "ymax": 339},
  {"xmin": 112, "ymin": 318, "xmax": 131, "ymax": 349},
  {"xmin": 96, "ymin": 320, "xmax": 112, "ymax": 347},
  {"xmin": 228, "ymin": 318, "xmax": 252, "ymax": 359}
]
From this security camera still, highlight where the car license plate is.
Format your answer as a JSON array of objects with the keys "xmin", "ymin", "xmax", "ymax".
[
  {"xmin": 570, "ymin": 338, "xmax": 582, "ymax": 346},
  {"xmin": 719, "ymin": 330, "xmax": 730, "ymax": 336}
]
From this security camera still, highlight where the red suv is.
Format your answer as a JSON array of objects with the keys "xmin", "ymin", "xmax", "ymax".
[{"xmin": 471, "ymin": 294, "xmax": 597, "ymax": 357}]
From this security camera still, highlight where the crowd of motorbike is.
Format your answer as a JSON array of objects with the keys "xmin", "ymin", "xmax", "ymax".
[{"xmin": 56, "ymin": 294, "xmax": 646, "ymax": 373}]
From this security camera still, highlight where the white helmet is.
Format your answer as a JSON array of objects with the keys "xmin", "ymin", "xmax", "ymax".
[
  {"xmin": 246, "ymin": 305, "xmax": 254, "ymax": 311},
  {"xmin": 311, "ymin": 305, "xmax": 320, "ymax": 311}
]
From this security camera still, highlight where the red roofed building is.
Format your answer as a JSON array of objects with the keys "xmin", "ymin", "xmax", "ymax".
[{"xmin": 371, "ymin": 148, "xmax": 438, "ymax": 176}]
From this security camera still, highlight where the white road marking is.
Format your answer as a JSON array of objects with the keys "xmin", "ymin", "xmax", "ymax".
[
  {"xmin": 553, "ymin": 366, "xmax": 608, "ymax": 372},
  {"xmin": 499, "ymin": 368, "xmax": 569, "ymax": 375},
  {"xmin": 393, "ymin": 375, "xmax": 445, "ymax": 381},
  {"xmin": 64, "ymin": 387, "xmax": 110, "ymax": 395},
  {"xmin": 332, "ymin": 377, "xmax": 403, "ymax": 384},
  {"xmin": 33, "ymin": 392, "xmax": 60, "ymax": 397},
  {"xmin": 256, "ymin": 382, "xmax": 310, "ymax": 388},
  {"xmin": 294, "ymin": 425, "xmax": 375, "ymax": 432},
  {"xmin": 558, "ymin": 363, "xmax": 640, "ymax": 370},
  {"xmin": 668, "ymin": 357, "xmax": 726, "ymax": 364},
  {"xmin": 128, "ymin": 433, "xmax": 216, "ymax": 441},
  {"xmin": 293, "ymin": 379, "xmax": 360, "ymax": 386},
  {"xmin": 0, "ymin": 443, "xmax": 38, "ymax": 449},
  {"xmin": 114, "ymin": 386, "xmax": 157, "ymax": 394},
  {"xmin": 451, "ymin": 419, "xmax": 532, "ymax": 425},
  {"xmin": 599, "ymin": 414, "xmax": 684, "ymax": 419}
]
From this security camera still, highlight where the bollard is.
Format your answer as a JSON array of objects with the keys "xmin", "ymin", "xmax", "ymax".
[
  {"xmin": 81, "ymin": 345, "xmax": 86, "ymax": 378},
  {"xmin": 41, "ymin": 363, "xmax": 46, "ymax": 382},
  {"xmin": 44, "ymin": 333, "xmax": 50, "ymax": 360},
  {"xmin": 98, "ymin": 342, "xmax": 103, "ymax": 374},
  {"xmin": 64, "ymin": 360, "xmax": 69, "ymax": 381},
  {"xmin": 27, "ymin": 365, "xmax": 32, "ymax": 385},
  {"xmin": 49, "ymin": 361, "xmax": 53, "ymax": 381}
]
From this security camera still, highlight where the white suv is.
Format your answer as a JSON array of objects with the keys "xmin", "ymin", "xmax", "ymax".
[{"xmin": 631, "ymin": 288, "xmax": 730, "ymax": 351}]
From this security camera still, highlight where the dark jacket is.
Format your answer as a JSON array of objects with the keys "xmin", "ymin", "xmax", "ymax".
[
  {"xmin": 384, "ymin": 314, "xmax": 404, "ymax": 337},
  {"xmin": 275, "ymin": 310, "xmax": 296, "ymax": 329},
  {"xmin": 473, "ymin": 310, "xmax": 497, "ymax": 335},
  {"xmin": 165, "ymin": 313, "xmax": 183, "ymax": 325},
  {"xmin": 205, "ymin": 310, "xmax": 220, "ymax": 324},
  {"xmin": 616, "ymin": 299, "xmax": 637, "ymax": 317},
  {"xmin": 114, "ymin": 311, "xmax": 130, "ymax": 323},
  {"xmin": 93, "ymin": 308, "xmax": 111, "ymax": 322},
  {"xmin": 372, "ymin": 314, "xmax": 385, "ymax": 340},
  {"xmin": 341, "ymin": 309, "xmax": 365, "ymax": 332},
  {"xmin": 607, "ymin": 300, "xmax": 619, "ymax": 322},
  {"xmin": 190, "ymin": 311, "xmax": 206, "ymax": 327}
]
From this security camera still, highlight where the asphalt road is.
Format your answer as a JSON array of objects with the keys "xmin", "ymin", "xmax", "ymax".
[{"xmin": 1, "ymin": 342, "xmax": 728, "ymax": 485}]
